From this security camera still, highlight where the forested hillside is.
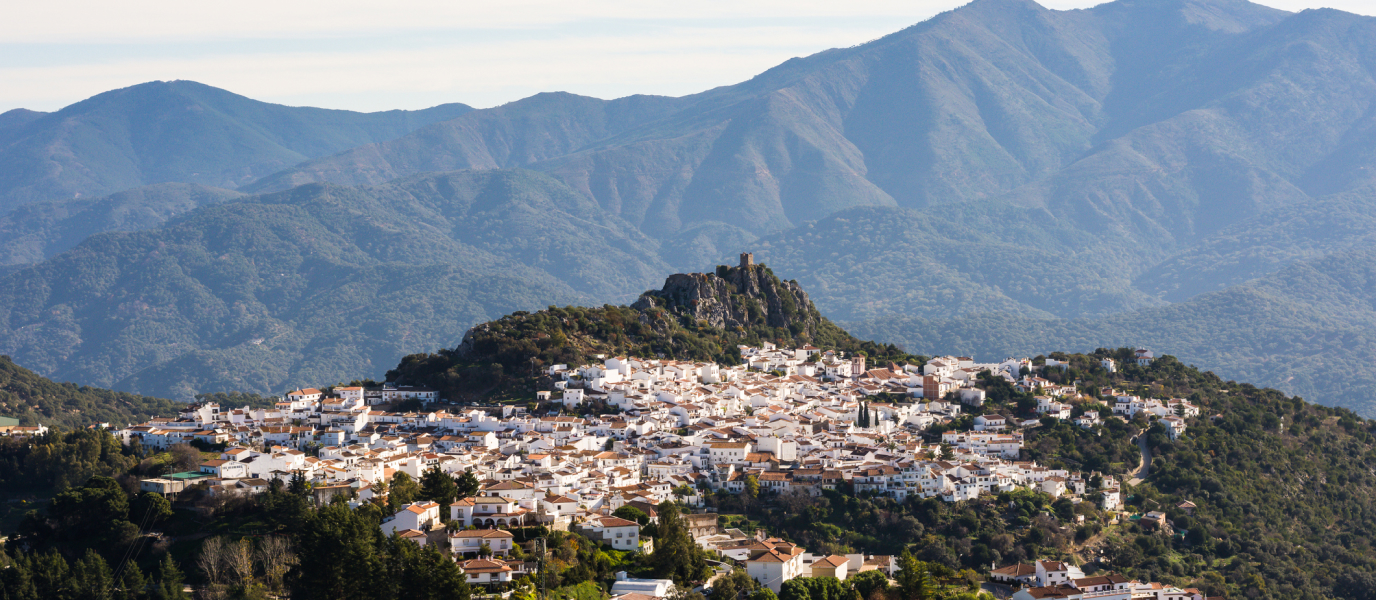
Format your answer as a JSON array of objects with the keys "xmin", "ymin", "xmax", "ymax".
[
  {"xmin": 389, "ymin": 263, "xmax": 917, "ymax": 401},
  {"xmin": 0, "ymin": 356, "xmax": 179, "ymax": 428},
  {"xmin": 848, "ymin": 249, "xmax": 1376, "ymax": 416},
  {"xmin": 0, "ymin": 170, "xmax": 666, "ymax": 399},
  {"xmin": 0, "ymin": 183, "xmax": 244, "ymax": 266}
]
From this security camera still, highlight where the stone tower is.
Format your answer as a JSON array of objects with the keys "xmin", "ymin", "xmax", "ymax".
[{"xmin": 740, "ymin": 252, "xmax": 754, "ymax": 269}]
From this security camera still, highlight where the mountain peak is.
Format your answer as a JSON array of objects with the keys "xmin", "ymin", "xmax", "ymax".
[
  {"xmin": 1091, "ymin": 0, "xmax": 1289, "ymax": 33},
  {"xmin": 631, "ymin": 259, "xmax": 823, "ymax": 336}
]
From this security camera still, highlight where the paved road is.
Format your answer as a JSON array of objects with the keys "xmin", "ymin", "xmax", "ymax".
[{"xmin": 1127, "ymin": 430, "xmax": 1150, "ymax": 486}]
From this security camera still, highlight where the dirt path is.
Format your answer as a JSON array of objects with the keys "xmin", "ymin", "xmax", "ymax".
[{"xmin": 1127, "ymin": 430, "xmax": 1150, "ymax": 486}]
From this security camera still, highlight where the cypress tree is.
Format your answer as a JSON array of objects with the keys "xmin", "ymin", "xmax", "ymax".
[
  {"xmin": 0, "ymin": 551, "xmax": 39, "ymax": 600},
  {"xmin": 419, "ymin": 465, "xmax": 458, "ymax": 508},
  {"xmin": 155, "ymin": 553, "xmax": 189, "ymax": 600},
  {"xmin": 72, "ymin": 549, "xmax": 114, "ymax": 600},
  {"xmin": 118, "ymin": 561, "xmax": 147, "ymax": 600}
]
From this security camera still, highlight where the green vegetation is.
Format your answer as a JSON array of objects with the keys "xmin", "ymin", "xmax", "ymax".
[
  {"xmin": 0, "ymin": 169, "xmax": 678, "ymax": 400},
  {"xmin": 0, "ymin": 428, "xmax": 141, "ymax": 492},
  {"xmin": 387, "ymin": 266, "xmax": 918, "ymax": 401},
  {"xmin": 0, "ymin": 183, "xmax": 244, "ymax": 266},
  {"xmin": 702, "ymin": 350, "xmax": 1376, "ymax": 600},
  {"xmin": 0, "ymin": 356, "xmax": 181, "ymax": 428},
  {"xmin": 850, "ymin": 249, "xmax": 1376, "ymax": 417}
]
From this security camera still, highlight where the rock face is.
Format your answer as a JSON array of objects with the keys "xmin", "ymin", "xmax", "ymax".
[{"xmin": 632, "ymin": 263, "xmax": 821, "ymax": 335}]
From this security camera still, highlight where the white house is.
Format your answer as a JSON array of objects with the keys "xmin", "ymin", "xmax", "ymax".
[
  {"xmin": 574, "ymin": 515, "xmax": 642, "ymax": 551},
  {"xmin": 1034, "ymin": 560, "xmax": 1084, "ymax": 587},
  {"xmin": 450, "ymin": 529, "xmax": 515, "ymax": 558},
  {"xmin": 745, "ymin": 538, "xmax": 806, "ymax": 592},
  {"xmin": 382, "ymin": 501, "xmax": 441, "ymax": 537},
  {"xmin": 974, "ymin": 415, "xmax": 1007, "ymax": 432},
  {"xmin": 459, "ymin": 559, "xmax": 513, "ymax": 586}
]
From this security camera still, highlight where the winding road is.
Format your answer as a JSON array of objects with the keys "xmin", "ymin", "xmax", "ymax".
[{"xmin": 1127, "ymin": 430, "xmax": 1151, "ymax": 486}]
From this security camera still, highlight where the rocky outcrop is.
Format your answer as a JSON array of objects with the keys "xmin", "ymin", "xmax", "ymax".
[{"xmin": 631, "ymin": 264, "xmax": 821, "ymax": 334}]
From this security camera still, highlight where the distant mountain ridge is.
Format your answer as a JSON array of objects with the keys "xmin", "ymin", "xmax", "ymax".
[
  {"xmin": 0, "ymin": 169, "xmax": 670, "ymax": 400},
  {"xmin": 0, "ymin": 183, "xmax": 244, "ymax": 266},
  {"xmin": 0, "ymin": 80, "xmax": 472, "ymax": 212}
]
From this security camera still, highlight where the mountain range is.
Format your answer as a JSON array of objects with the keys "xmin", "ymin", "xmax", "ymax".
[
  {"xmin": 5, "ymin": 0, "xmax": 1376, "ymax": 414},
  {"xmin": 0, "ymin": 80, "xmax": 471, "ymax": 213}
]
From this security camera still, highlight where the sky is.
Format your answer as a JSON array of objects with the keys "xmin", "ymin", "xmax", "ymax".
[{"xmin": 3, "ymin": 0, "xmax": 1373, "ymax": 114}]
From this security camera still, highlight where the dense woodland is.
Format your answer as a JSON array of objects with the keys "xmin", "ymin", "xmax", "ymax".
[{"xmin": 0, "ymin": 356, "xmax": 181, "ymax": 428}]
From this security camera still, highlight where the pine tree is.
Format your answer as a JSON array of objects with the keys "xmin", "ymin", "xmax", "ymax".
[
  {"xmin": 29, "ymin": 550, "xmax": 70, "ymax": 600},
  {"xmin": 118, "ymin": 561, "xmax": 147, "ymax": 600},
  {"xmin": 420, "ymin": 466, "xmax": 459, "ymax": 508},
  {"xmin": 292, "ymin": 502, "xmax": 385, "ymax": 600},
  {"xmin": 389, "ymin": 472, "xmax": 421, "ymax": 510},
  {"xmin": 648, "ymin": 502, "xmax": 711, "ymax": 586},
  {"xmin": 72, "ymin": 549, "xmax": 114, "ymax": 600},
  {"xmin": 289, "ymin": 472, "xmax": 310, "ymax": 497},
  {"xmin": 455, "ymin": 470, "xmax": 481, "ymax": 500},
  {"xmin": 156, "ymin": 553, "xmax": 189, "ymax": 600},
  {"xmin": 895, "ymin": 550, "xmax": 928, "ymax": 600},
  {"xmin": 0, "ymin": 550, "xmax": 39, "ymax": 600}
]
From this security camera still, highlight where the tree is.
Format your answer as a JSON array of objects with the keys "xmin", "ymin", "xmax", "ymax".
[
  {"xmin": 131, "ymin": 492, "xmax": 174, "ymax": 526},
  {"xmin": 420, "ymin": 466, "xmax": 459, "ymax": 508},
  {"xmin": 749, "ymin": 590, "xmax": 779, "ymax": 600},
  {"xmin": 384, "ymin": 536, "xmax": 472, "ymax": 600},
  {"xmin": 118, "ymin": 561, "xmax": 147, "ymax": 600},
  {"xmin": 288, "ymin": 472, "xmax": 310, "ymax": 497},
  {"xmin": 225, "ymin": 539, "xmax": 255, "ymax": 588},
  {"xmin": 48, "ymin": 476, "xmax": 134, "ymax": 545},
  {"xmin": 291, "ymin": 502, "xmax": 384, "ymax": 600},
  {"xmin": 780, "ymin": 577, "xmax": 847, "ymax": 600},
  {"xmin": 454, "ymin": 471, "xmax": 481, "ymax": 501},
  {"xmin": 198, "ymin": 536, "xmax": 229, "ymax": 586},
  {"xmin": 848, "ymin": 570, "xmax": 890, "ymax": 600},
  {"xmin": 744, "ymin": 475, "xmax": 760, "ymax": 500},
  {"xmin": 647, "ymin": 502, "xmax": 711, "ymax": 586},
  {"xmin": 168, "ymin": 444, "xmax": 203, "ymax": 473},
  {"xmin": 389, "ymin": 472, "xmax": 420, "ymax": 509},
  {"xmin": 255, "ymin": 536, "xmax": 296, "ymax": 594},
  {"xmin": 72, "ymin": 548, "xmax": 114, "ymax": 600},
  {"xmin": 896, "ymin": 550, "xmax": 929, "ymax": 600},
  {"xmin": 155, "ymin": 553, "xmax": 189, "ymax": 600},
  {"xmin": 613, "ymin": 506, "xmax": 651, "ymax": 526},
  {"xmin": 710, "ymin": 568, "xmax": 757, "ymax": 600}
]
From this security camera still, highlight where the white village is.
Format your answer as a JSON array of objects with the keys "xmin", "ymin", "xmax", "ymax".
[{"xmin": 105, "ymin": 335, "xmax": 1211, "ymax": 600}]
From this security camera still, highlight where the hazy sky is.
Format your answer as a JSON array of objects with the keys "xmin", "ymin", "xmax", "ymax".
[{"xmin": 3, "ymin": 0, "xmax": 1372, "ymax": 114}]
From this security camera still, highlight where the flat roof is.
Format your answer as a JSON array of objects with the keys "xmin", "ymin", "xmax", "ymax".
[{"xmin": 166, "ymin": 471, "xmax": 212, "ymax": 480}]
